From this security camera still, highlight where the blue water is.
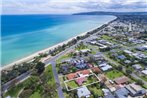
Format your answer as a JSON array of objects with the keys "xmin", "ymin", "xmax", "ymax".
[{"xmin": 1, "ymin": 15, "xmax": 116, "ymax": 66}]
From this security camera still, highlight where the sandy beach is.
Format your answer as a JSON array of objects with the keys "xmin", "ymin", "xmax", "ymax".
[{"xmin": 1, "ymin": 18, "xmax": 116, "ymax": 70}]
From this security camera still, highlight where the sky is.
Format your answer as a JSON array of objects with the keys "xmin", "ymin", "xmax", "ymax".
[{"xmin": 2, "ymin": 0, "xmax": 147, "ymax": 14}]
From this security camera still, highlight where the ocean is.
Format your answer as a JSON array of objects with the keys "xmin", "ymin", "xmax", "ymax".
[{"xmin": 1, "ymin": 15, "xmax": 116, "ymax": 66}]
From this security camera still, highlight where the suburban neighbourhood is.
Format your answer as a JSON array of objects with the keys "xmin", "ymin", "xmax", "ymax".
[{"xmin": 1, "ymin": 15, "xmax": 147, "ymax": 98}]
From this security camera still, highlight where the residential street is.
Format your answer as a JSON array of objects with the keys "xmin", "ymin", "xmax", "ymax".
[
  {"xmin": 131, "ymin": 73, "xmax": 147, "ymax": 85},
  {"xmin": 103, "ymin": 54, "xmax": 147, "ymax": 85},
  {"xmin": 50, "ymin": 61, "xmax": 65, "ymax": 98}
]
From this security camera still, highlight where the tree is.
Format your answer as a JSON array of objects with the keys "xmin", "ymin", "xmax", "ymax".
[
  {"xmin": 126, "ymin": 69, "xmax": 132, "ymax": 74},
  {"xmin": 35, "ymin": 62, "xmax": 45, "ymax": 74},
  {"xmin": 19, "ymin": 89, "xmax": 33, "ymax": 98},
  {"xmin": 136, "ymin": 80, "xmax": 144, "ymax": 85},
  {"xmin": 116, "ymin": 66, "xmax": 123, "ymax": 71}
]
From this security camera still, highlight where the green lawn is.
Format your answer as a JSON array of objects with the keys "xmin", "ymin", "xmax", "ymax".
[
  {"xmin": 88, "ymin": 86, "xmax": 103, "ymax": 97},
  {"xmin": 66, "ymin": 75, "xmax": 98, "ymax": 90},
  {"xmin": 66, "ymin": 80, "xmax": 79, "ymax": 89},
  {"xmin": 101, "ymin": 35, "xmax": 111, "ymax": 40},
  {"xmin": 29, "ymin": 90, "xmax": 41, "ymax": 98},
  {"xmin": 56, "ymin": 54, "xmax": 71, "ymax": 63},
  {"xmin": 105, "ymin": 70, "xmax": 124, "ymax": 80},
  {"xmin": 45, "ymin": 65, "xmax": 56, "ymax": 85},
  {"xmin": 143, "ymin": 84, "xmax": 147, "ymax": 89},
  {"xmin": 86, "ymin": 75, "xmax": 98, "ymax": 84},
  {"xmin": 140, "ymin": 75, "xmax": 147, "ymax": 82}
]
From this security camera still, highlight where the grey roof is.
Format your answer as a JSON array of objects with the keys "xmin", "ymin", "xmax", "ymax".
[
  {"xmin": 77, "ymin": 86, "xmax": 91, "ymax": 98},
  {"xmin": 104, "ymin": 92, "xmax": 115, "ymax": 98},
  {"xmin": 117, "ymin": 55, "xmax": 126, "ymax": 60},
  {"xmin": 115, "ymin": 87, "xmax": 129, "ymax": 98}
]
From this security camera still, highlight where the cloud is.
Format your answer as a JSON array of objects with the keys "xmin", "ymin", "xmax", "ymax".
[{"xmin": 2, "ymin": 0, "xmax": 147, "ymax": 14}]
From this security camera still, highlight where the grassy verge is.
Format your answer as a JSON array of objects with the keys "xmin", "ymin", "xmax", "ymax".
[
  {"xmin": 4, "ymin": 83, "xmax": 24, "ymax": 98},
  {"xmin": 139, "ymin": 75, "xmax": 147, "ymax": 81},
  {"xmin": 29, "ymin": 90, "xmax": 41, "ymax": 98},
  {"xmin": 56, "ymin": 54, "xmax": 71, "ymax": 63},
  {"xmin": 30, "ymin": 65, "xmax": 58, "ymax": 98}
]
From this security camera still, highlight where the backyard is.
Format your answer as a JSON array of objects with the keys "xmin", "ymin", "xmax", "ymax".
[
  {"xmin": 65, "ymin": 75, "xmax": 99, "ymax": 90},
  {"xmin": 105, "ymin": 69, "xmax": 124, "ymax": 80},
  {"xmin": 65, "ymin": 80, "xmax": 79, "ymax": 90}
]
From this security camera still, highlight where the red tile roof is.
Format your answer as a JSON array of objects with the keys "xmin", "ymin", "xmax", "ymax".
[
  {"xmin": 75, "ymin": 77, "xmax": 87, "ymax": 86},
  {"xmin": 88, "ymin": 63, "xmax": 93, "ymax": 68},
  {"xmin": 91, "ymin": 67, "xmax": 101, "ymax": 73},
  {"xmin": 81, "ymin": 70, "xmax": 90, "ymax": 75},
  {"xmin": 67, "ymin": 73, "xmax": 77, "ymax": 80}
]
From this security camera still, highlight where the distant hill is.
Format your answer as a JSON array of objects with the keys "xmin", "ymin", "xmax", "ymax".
[{"xmin": 73, "ymin": 11, "xmax": 147, "ymax": 16}]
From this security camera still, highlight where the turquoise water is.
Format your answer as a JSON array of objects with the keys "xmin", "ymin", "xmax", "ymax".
[{"xmin": 1, "ymin": 15, "xmax": 116, "ymax": 66}]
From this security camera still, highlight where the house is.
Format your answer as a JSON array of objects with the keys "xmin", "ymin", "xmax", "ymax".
[
  {"xmin": 71, "ymin": 59, "xmax": 89, "ymax": 69},
  {"xmin": 124, "ymin": 50, "xmax": 133, "ymax": 56},
  {"xmin": 101, "ymin": 65, "xmax": 112, "ymax": 71},
  {"xmin": 136, "ymin": 45, "xmax": 147, "ymax": 51},
  {"xmin": 125, "ymin": 83, "xmax": 146, "ymax": 97},
  {"xmin": 117, "ymin": 55, "xmax": 126, "ymax": 60},
  {"xmin": 124, "ymin": 60, "xmax": 131, "ymax": 64},
  {"xmin": 102, "ymin": 89, "xmax": 115, "ymax": 98},
  {"xmin": 67, "ymin": 73, "xmax": 77, "ymax": 80},
  {"xmin": 89, "ymin": 40, "xmax": 97, "ymax": 45},
  {"xmin": 75, "ymin": 77, "xmax": 87, "ymax": 86},
  {"xmin": 76, "ymin": 63, "xmax": 88, "ymax": 69},
  {"xmin": 87, "ymin": 63, "xmax": 93, "ymax": 68},
  {"xmin": 77, "ymin": 86, "xmax": 91, "ymax": 98},
  {"xmin": 91, "ymin": 67, "xmax": 101, "ymax": 74},
  {"xmin": 99, "ymin": 63, "xmax": 112, "ymax": 71},
  {"xmin": 105, "ymin": 80, "xmax": 116, "ymax": 92},
  {"xmin": 114, "ymin": 76, "xmax": 129, "ymax": 85},
  {"xmin": 78, "ymin": 70, "xmax": 90, "ymax": 76},
  {"xmin": 132, "ymin": 52, "xmax": 147, "ymax": 59},
  {"xmin": 80, "ymin": 49, "xmax": 91, "ymax": 53},
  {"xmin": 93, "ymin": 53, "xmax": 104, "ymax": 61},
  {"xmin": 114, "ymin": 87, "xmax": 129, "ymax": 98},
  {"xmin": 132, "ymin": 64, "xmax": 142, "ymax": 70},
  {"xmin": 141, "ymin": 69, "xmax": 147, "ymax": 75}
]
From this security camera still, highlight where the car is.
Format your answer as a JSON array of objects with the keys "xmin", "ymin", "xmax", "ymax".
[{"xmin": 109, "ymin": 80, "xmax": 114, "ymax": 84}]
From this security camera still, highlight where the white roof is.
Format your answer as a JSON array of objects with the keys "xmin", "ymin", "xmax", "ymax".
[
  {"xmin": 102, "ymin": 89, "xmax": 110, "ymax": 95},
  {"xmin": 132, "ymin": 64, "xmax": 142, "ymax": 69},
  {"xmin": 90, "ymin": 41, "xmax": 97, "ymax": 44},
  {"xmin": 142, "ymin": 70, "xmax": 147, "ymax": 75},
  {"xmin": 80, "ymin": 49, "xmax": 91, "ymax": 53},
  {"xmin": 101, "ymin": 65, "xmax": 112, "ymax": 71},
  {"xmin": 124, "ymin": 50, "xmax": 132, "ymax": 54},
  {"xmin": 6, "ymin": 96, "xmax": 11, "ymax": 98},
  {"xmin": 77, "ymin": 86, "xmax": 91, "ymax": 98}
]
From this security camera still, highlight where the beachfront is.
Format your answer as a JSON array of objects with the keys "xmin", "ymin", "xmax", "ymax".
[{"xmin": 1, "ymin": 17, "xmax": 116, "ymax": 70}]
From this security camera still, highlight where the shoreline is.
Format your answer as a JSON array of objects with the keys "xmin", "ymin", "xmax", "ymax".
[{"xmin": 1, "ymin": 18, "xmax": 117, "ymax": 70}]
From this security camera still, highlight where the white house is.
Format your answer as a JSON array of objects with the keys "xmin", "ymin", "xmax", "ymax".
[{"xmin": 142, "ymin": 69, "xmax": 147, "ymax": 75}]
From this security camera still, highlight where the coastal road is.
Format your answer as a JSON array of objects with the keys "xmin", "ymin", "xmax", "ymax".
[{"xmin": 2, "ymin": 71, "xmax": 31, "ymax": 93}]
